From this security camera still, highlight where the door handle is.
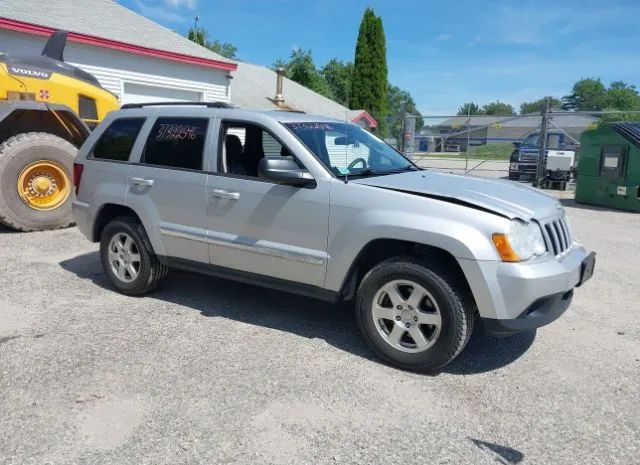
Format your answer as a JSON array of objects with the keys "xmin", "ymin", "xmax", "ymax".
[
  {"xmin": 211, "ymin": 189, "xmax": 240, "ymax": 200},
  {"xmin": 131, "ymin": 177, "xmax": 154, "ymax": 187}
]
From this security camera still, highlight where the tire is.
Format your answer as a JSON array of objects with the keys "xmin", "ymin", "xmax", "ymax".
[
  {"xmin": 355, "ymin": 257, "xmax": 475, "ymax": 372},
  {"xmin": 0, "ymin": 132, "xmax": 77, "ymax": 231},
  {"xmin": 99, "ymin": 216, "xmax": 169, "ymax": 295}
]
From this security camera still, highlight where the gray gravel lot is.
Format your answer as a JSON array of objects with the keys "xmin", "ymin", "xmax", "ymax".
[{"xmin": 1, "ymin": 195, "xmax": 639, "ymax": 465}]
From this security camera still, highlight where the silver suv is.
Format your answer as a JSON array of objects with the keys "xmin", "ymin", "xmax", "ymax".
[{"xmin": 73, "ymin": 102, "xmax": 595, "ymax": 372}]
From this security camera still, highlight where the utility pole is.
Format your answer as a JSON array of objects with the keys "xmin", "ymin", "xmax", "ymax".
[
  {"xmin": 404, "ymin": 114, "xmax": 416, "ymax": 160},
  {"xmin": 398, "ymin": 101, "xmax": 407, "ymax": 152},
  {"xmin": 535, "ymin": 97, "xmax": 551, "ymax": 188},
  {"xmin": 464, "ymin": 105, "xmax": 472, "ymax": 173}
]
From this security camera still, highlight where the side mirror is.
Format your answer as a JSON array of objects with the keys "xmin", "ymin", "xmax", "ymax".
[{"xmin": 258, "ymin": 157, "xmax": 315, "ymax": 187}]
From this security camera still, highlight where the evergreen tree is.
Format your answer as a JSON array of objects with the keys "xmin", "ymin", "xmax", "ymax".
[{"xmin": 351, "ymin": 8, "xmax": 389, "ymax": 136}]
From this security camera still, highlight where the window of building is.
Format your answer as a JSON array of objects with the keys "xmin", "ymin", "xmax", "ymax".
[
  {"xmin": 142, "ymin": 118, "xmax": 208, "ymax": 170},
  {"xmin": 92, "ymin": 118, "xmax": 145, "ymax": 161},
  {"xmin": 600, "ymin": 145, "xmax": 627, "ymax": 179}
]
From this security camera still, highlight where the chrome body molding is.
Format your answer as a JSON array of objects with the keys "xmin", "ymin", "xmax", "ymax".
[{"xmin": 160, "ymin": 225, "xmax": 326, "ymax": 265}]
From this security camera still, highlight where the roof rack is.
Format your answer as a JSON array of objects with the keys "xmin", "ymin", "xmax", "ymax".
[{"xmin": 120, "ymin": 101, "xmax": 234, "ymax": 109}]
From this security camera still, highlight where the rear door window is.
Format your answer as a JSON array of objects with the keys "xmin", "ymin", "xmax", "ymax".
[
  {"xmin": 92, "ymin": 118, "xmax": 145, "ymax": 161},
  {"xmin": 142, "ymin": 117, "xmax": 208, "ymax": 170}
]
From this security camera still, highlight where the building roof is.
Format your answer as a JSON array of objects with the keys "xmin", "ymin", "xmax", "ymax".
[
  {"xmin": 231, "ymin": 62, "xmax": 376, "ymax": 126},
  {"xmin": 437, "ymin": 113, "xmax": 599, "ymax": 128},
  {"xmin": 0, "ymin": 0, "xmax": 236, "ymax": 71}
]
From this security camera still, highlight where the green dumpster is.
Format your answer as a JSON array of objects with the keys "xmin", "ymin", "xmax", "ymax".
[{"xmin": 575, "ymin": 123, "xmax": 640, "ymax": 212}]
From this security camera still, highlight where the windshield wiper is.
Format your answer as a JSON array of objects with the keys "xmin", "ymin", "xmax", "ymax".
[
  {"xmin": 384, "ymin": 165, "xmax": 420, "ymax": 173},
  {"xmin": 340, "ymin": 165, "xmax": 419, "ymax": 178}
]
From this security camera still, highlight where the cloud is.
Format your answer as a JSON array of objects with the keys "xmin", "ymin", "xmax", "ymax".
[
  {"xmin": 485, "ymin": 3, "xmax": 640, "ymax": 46},
  {"xmin": 164, "ymin": 0, "xmax": 197, "ymax": 9},
  {"xmin": 133, "ymin": 0, "xmax": 189, "ymax": 23},
  {"xmin": 435, "ymin": 33, "xmax": 452, "ymax": 41}
]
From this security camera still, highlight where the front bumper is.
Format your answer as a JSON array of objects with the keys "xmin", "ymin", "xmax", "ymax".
[
  {"xmin": 482, "ymin": 289, "xmax": 573, "ymax": 337},
  {"xmin": 458, "ymin": 245, "xmax": 592, "ymax": 335}
]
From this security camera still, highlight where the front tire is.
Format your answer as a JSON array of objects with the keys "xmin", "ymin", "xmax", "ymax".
[
  {"xmin": 100, "ymin": 217, "xmax": 168, "ymax": 295},
  {"xmin": 356, "ymin": 257, "xmax": 475, "ymax": 372}
]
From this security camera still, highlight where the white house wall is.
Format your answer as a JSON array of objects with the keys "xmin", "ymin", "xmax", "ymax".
[{"xmin": 0, "ymin": 30, "xmax": 231, "ymax": 103}]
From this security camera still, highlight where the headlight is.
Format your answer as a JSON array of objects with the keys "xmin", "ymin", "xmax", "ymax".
[
  {"xmin": 510, "ymin": 163, "xmax": 519, "ymax": 170},
  {"xmin": 492, "ymin": 220, "xmax": 546, "ymax": 262}
]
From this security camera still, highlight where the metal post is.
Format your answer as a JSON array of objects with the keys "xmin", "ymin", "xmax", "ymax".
[
  {"xmin": 404, "ymin": 115, "xmax": 416, "ymax": 160},
  {"xmin": 464, "ymin": 106, "xmax": 471, "ymax": 173},
  {"xmin": 535, "ymin": 97, "xmax": 551, "ymax": 188},
  {"xmin": 399, "ymin": 101, "xmax": 407, "ymax": 152}
]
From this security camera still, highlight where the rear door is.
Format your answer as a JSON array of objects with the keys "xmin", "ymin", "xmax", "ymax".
[
  {"xmin": 126, "ymin": 115, "xmax": 212, "ymax": 263},
  {"xmin": 79, "ymin": 116, "xmax": 146, "ymax": 213}
]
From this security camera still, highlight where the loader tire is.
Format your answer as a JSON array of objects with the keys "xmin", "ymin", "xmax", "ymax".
[{"xmin": 0, "ymin": 132, "xmax": 77, "ymax": 232}]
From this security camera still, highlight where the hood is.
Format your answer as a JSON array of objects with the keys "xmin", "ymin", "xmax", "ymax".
[{"xmin": 352, "ymin": 170, "xmax": 560, "ymax": 221}]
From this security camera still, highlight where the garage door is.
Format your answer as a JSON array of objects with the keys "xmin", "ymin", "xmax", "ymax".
[{"xmin": 121, "ymin": 83, "xmax": 203, "ymax": 105}]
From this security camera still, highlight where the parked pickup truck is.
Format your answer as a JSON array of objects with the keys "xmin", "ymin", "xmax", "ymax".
[
  {"xmin": 72, "ymin": 103, "xmax": 596, "ymax": 372},
  {"xmin": 509, "ymin": 131, "xmax": 578, "ymax": 181}
]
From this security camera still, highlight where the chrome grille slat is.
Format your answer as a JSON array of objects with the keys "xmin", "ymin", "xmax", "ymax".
[
  {"xmin": 545, "ymin": 224, "xmax": 559, "ymax": 255},
  {"xmin": 553, "ymin": 222, "xmax": 565, "ymax": 250},
  {"xmin": 560, "ymin": 218, "xmax": 571, "ymax": 247},
  {"xmin": 542, "ymin": 214, "xmax": 572, "ymax": 257}
]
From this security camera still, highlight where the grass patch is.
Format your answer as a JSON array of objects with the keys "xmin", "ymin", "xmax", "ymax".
[
  {"xmin": 464, "ymin": 143, "xmax": 514, "ymax": 160},
  {"xmin": 414, "ymin": 142, "xmax": 514, "ymax": 161}
]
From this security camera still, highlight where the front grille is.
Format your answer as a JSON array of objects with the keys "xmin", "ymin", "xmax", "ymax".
[{"xmin": 541, "ymin": 215, "xmax": 572, "ymax": 256}]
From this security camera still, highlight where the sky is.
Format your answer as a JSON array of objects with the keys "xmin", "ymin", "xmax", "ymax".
[{"xmin": 119, "ymin": 0, "xmax": 640, "ymax": 115}]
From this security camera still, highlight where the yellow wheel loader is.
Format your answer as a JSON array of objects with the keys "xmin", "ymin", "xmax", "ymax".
[{"xmin": 0, "ymin": 31, "xmax": 118, "ymax": 231}]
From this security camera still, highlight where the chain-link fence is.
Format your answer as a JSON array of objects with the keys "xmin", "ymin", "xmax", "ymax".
[{"xmin": 385, "ymin": 109, "xmax": 640, "ymax": 186}]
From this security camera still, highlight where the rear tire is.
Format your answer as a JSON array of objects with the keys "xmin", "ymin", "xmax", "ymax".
[
  {"xmin": 0, "ymin": 132, "xmax": 77, "ymax": 231},
  {"xmin": 100, "ymin": 217, "xmax": 169, "ymax": 295},
  {"xmin": 356, "ymin": 257, "xmax": 475, "ymax": 372}
]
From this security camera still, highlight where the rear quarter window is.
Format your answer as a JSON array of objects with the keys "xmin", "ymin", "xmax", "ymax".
[{"xmin": 92, "ymin": 118, "xmax": 145, "ymax": 161}]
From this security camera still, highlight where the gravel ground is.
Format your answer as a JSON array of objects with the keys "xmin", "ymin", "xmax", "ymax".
[{"xmin": 1, "ymin": 195, "xmax": 638, "ymax": 465}]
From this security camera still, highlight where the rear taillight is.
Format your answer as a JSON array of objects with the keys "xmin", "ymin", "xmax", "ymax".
[{"xmin": 73, "ymin": 163, "xmax": 84, "ymax": 194}]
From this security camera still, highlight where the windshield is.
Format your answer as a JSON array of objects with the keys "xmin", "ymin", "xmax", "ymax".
[{"xmin": 284, "ymin": 122, "xmax": 416, "ymax": 177}]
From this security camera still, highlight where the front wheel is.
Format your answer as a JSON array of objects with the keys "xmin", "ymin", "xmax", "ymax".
[{"xmin": 356, "ymin": 258, "xmax": 475, "ymax": 372}]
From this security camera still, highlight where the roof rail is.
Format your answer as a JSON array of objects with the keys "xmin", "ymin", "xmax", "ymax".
[{"xmin": 120, "ymin": 101, "xmax": 234, "ymax": 109}]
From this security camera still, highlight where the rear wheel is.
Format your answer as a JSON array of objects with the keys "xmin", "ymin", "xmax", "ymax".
[
  {"xmin": 0, "ymin": 132, "xmax": 76, "ymax": 231},
  {"xmin": 356, "ymin": 257, "xmax": 475, "ymax": 372},
  {"xmin": 100, "ymin": 217, "xmax": 169, "ymax": 295}
]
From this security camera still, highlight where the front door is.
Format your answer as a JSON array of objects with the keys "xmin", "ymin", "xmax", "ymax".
[
  {"xmin": 206, "ymin": 121, "xmax": 330, "ymax": 287},
  {"xmin": 126, "ymin": 116, "xmax": 210, "ymax": 263}
]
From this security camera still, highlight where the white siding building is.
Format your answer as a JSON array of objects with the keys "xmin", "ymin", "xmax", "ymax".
[{"xmin": 0, "ymin": 0, "xmax": 236, "ymax": 105}]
